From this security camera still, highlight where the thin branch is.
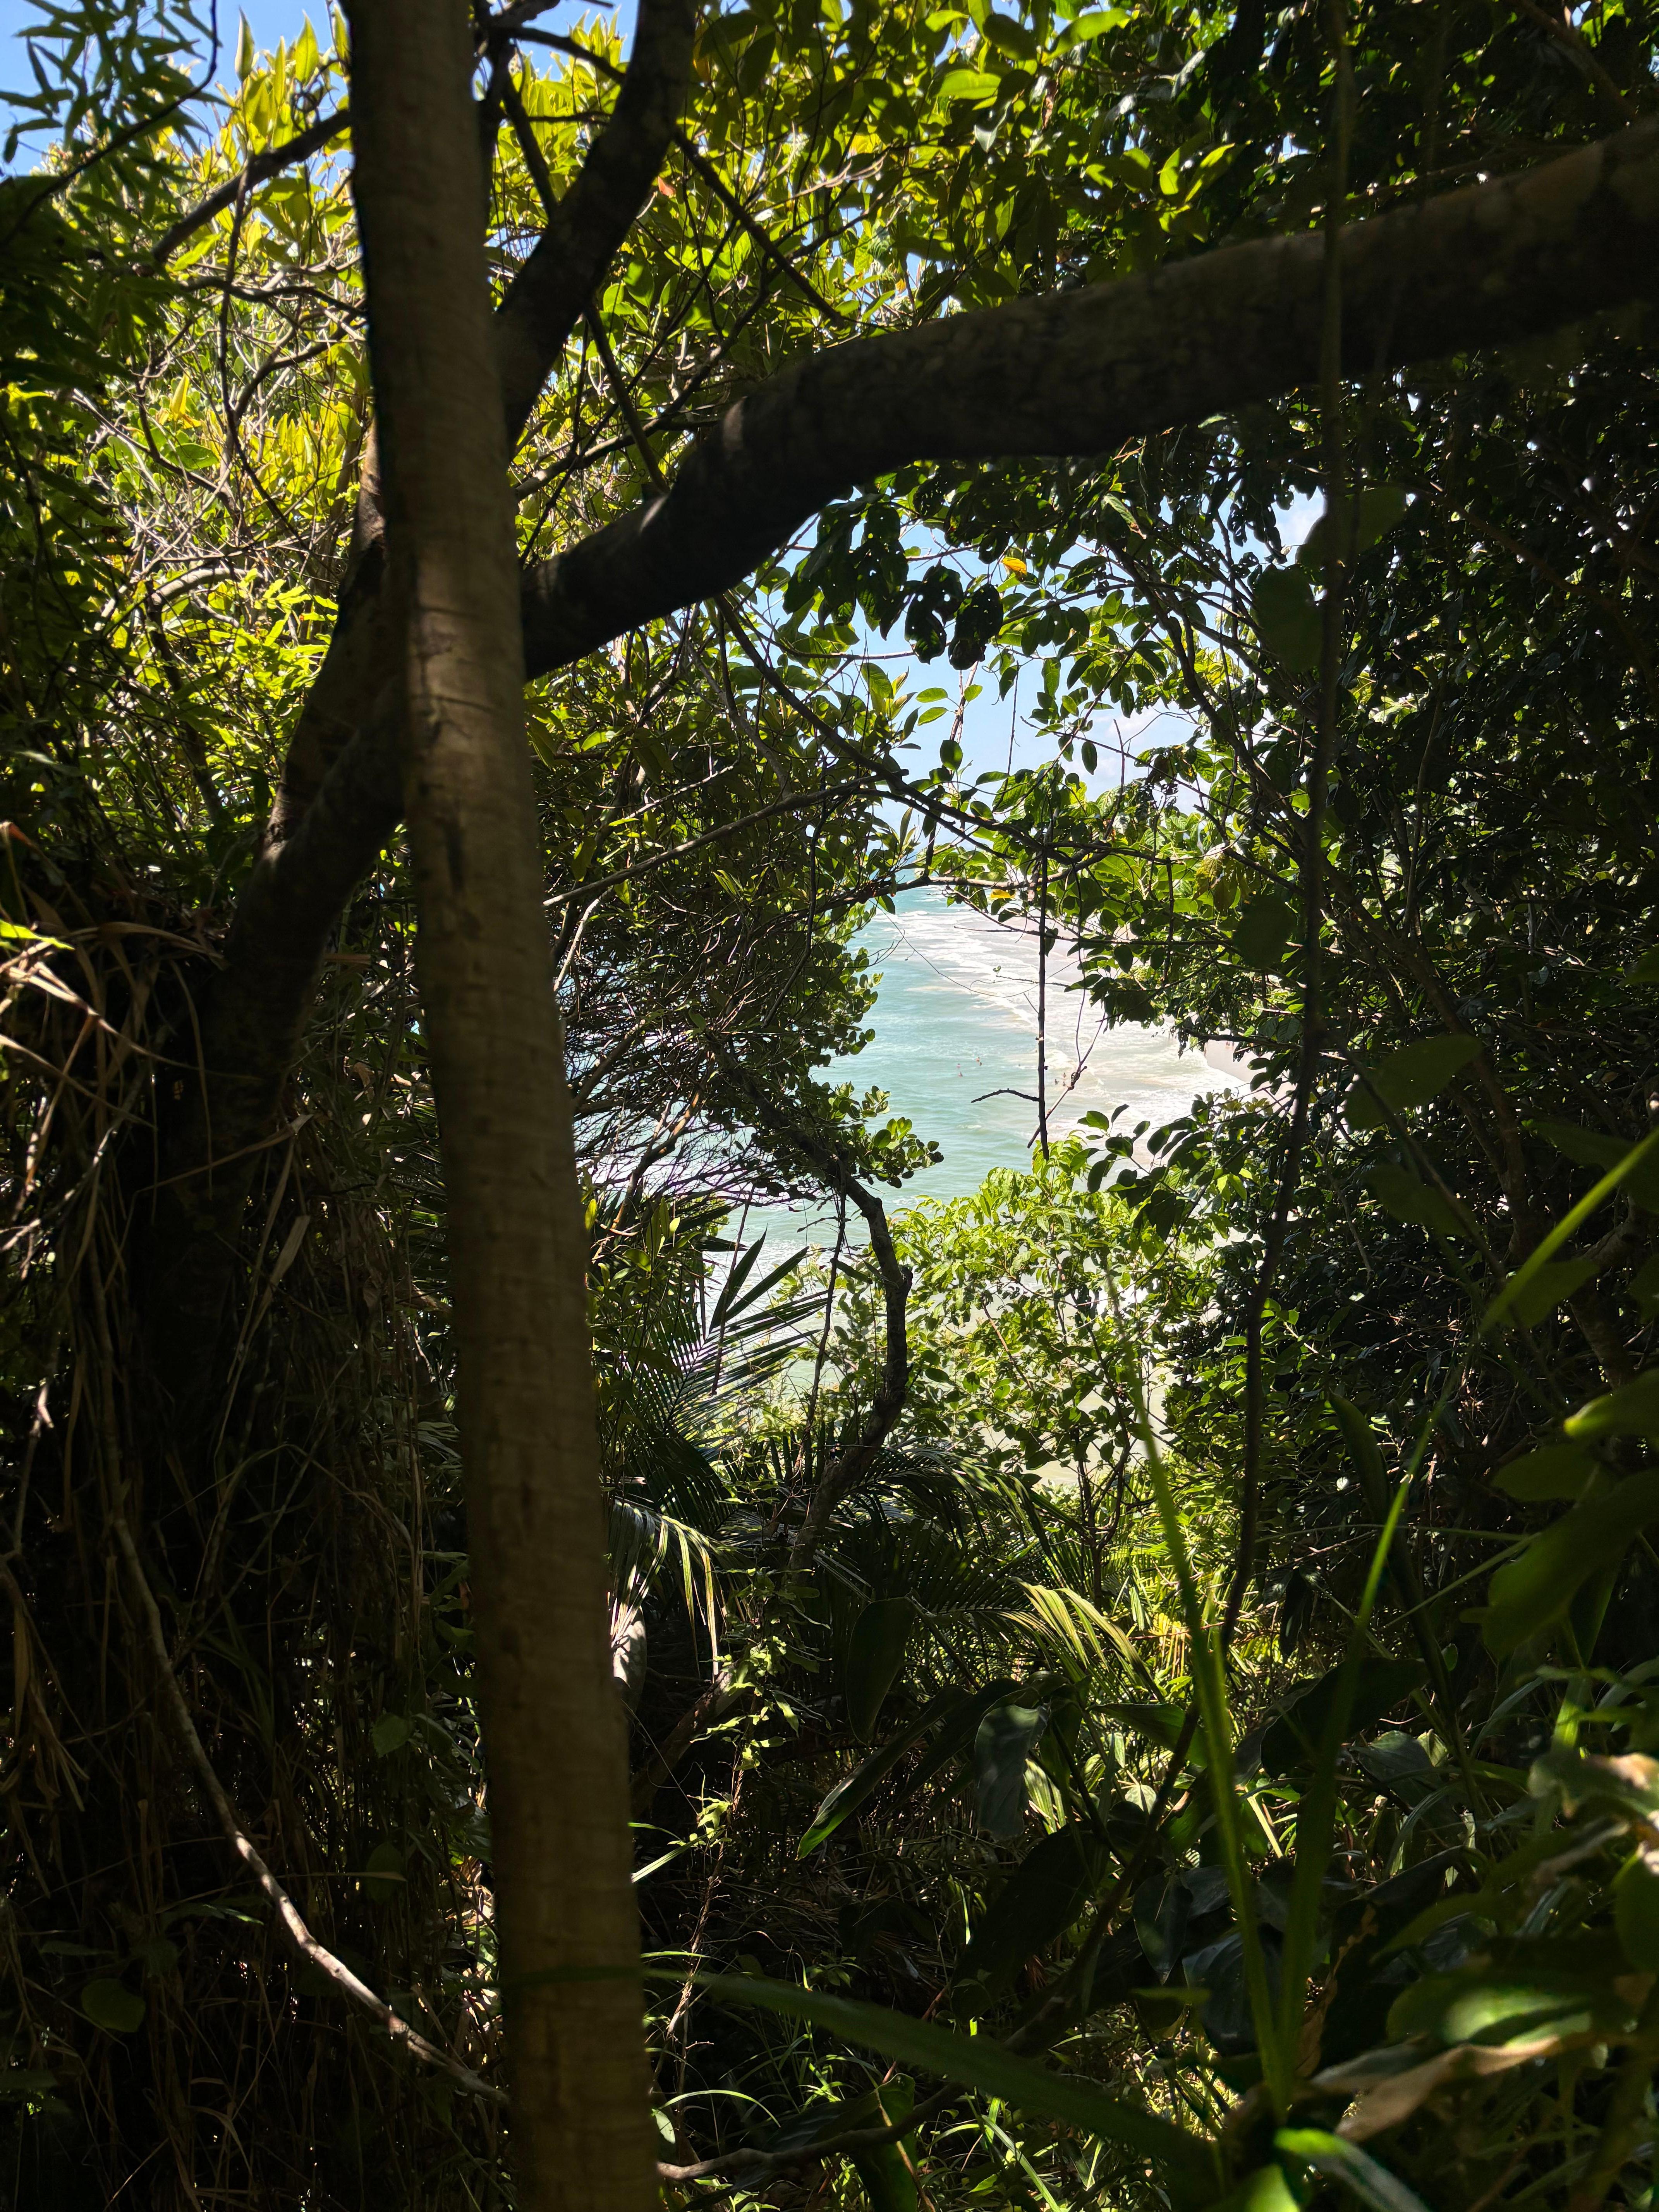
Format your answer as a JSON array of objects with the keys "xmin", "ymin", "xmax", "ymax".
[
  {"xmin": 112, "ymin": 1510, "xmax": 505, "ymax": 2104},
  {"xmin": 543, "ymin": 783, "xmax": 871, "ymax": 907},
  {"xmin": 146, "ymin": 107, "xmax": 352, "ymax": 270}
]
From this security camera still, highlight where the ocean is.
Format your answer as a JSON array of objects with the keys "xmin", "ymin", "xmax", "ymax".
[{"xmin": 741, "ymin": 886, "xmax": 1240, "ymax": 1248}]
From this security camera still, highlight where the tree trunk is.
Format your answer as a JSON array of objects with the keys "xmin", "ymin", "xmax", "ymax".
[{"xmin": 344, "ymin": 6, "xmax": 654, "ymax": 2206}]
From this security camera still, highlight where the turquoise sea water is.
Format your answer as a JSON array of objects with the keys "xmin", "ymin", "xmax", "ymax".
[{"xmin": 747, "ymin": 886, "xmax": 1240, "ymax": 1247}]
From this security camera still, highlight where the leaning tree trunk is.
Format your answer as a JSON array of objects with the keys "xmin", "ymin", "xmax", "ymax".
[{"xmin": 344, "ymin": 5, "xmax": 654, "ymax": 2205}]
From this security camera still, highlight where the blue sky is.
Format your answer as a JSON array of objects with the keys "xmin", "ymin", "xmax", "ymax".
[{"xmin": 0, "ymin": 0, "xmax": 635, "ymax": 142}]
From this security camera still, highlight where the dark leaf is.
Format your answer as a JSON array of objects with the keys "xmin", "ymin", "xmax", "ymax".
[
  {"xmin": 974, "ymin": 1702, "xmax": 1047, "ymax": 1836},
  {"xmin": 844, "ymin": 1597, "xmax": 914, "ymax": 1743}
]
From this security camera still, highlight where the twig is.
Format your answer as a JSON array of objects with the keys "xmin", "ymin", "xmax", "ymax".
[
  {"xmin": 1505, "ymin": 0, "xmax": 1638, "ymax": 125},
  {"xmin": 146, "ymin": 107, "xmax": 352, "ymax": 270},
  {"xmin": 111, "ymin": 1510, "xmax": 505, "ymax": 2104},
  {"xmin": 511, "ymin": 25, "xmax": 850, "ymax": 323}
]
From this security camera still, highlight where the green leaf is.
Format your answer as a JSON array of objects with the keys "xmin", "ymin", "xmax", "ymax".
[
  {"xmin": 1098, "ymin": 1700, "xmax": 1188, "ymax": 1752},
  {"xmin": 1329, "ymin": 1396, "xmax": 1386, "ymax": 1507},
  {"xmin": 82, "ymin": 1978, "xmax": 146, "ymax": 2034},
  {"xmin": 956, "ymin": 1826, "xmax": 1106, "ymax": 1999},
  {"xmin": 1480, "ymin": 1472, "xmax": 1659, "ymax": 1656},
  {"xmin": 1491, "ymin": 1445, "xmax": 1597, "ymax": 1502},
  {"xmin": 697, "ymin": 1973, "xmax": 1218, "ymax": 2195},
  {"xmin": 1534, "ymin": 1119, "xmax": 1659, "ymax": 1211},
  {"xmin": 1349, "ymin": 1036, "xmax": 1480, "ymax": 1129},
  {"xmin": 974, "ymin": 1701, "xmax": 1046, "ymax": 1836},
  {"xmin": 1262, "ymin": 1656, "xmax": 1422, "ymax": 1778},
  {"xmin": 1205, "ymin": 2166, "xmax": 1301, "ymax": 2212},
  {"xmin": 362, "ymin": 1839, "xmax": 407, "ymax": 1903},
  {"xmin": 1506, "ymin": 1255, "xmax": 1604, "ymax": 1327},
  {"xmin": 937, "ymin": 66, "xmax": 1001, "ymax": 100},
  {"xmin": 981, "ymin": 11, "xmax": 1038, "ymax": 59},
  {"xmin": 0, "ymin": 2069, "xmax": 58, "ymax": 2099},
  {"xmin": 798, "ymin": 1680, "xmax": 1019, "ymax": 1856},
  {"xmin": 1614, "ymin": 1846, "xmax": 1659, "ymax": 1971},
  {"xmin": 1250, "ymin": 566, "xmax": 1320, "ymax": 671},
  {"xmin": 1295, "ymin": 486, "xmax": 1412, "ymax": 572},
  {"xmin": 1364, "ymin": 1165, "xmax": 1472, "ymax": 1241},
  {"xmin": 844, "ymin": 1598, "xmax": 914, "ymax": 1743},
  {"xmin": 1565, "ymin": 1369, "xmax": 1659, "ymax": 1441},
  {"xmin": 236, "ymin": 11, "xmax": 256, "ymax": 77},
  {"xmin": 1054, "ymin": 7, "xmax": 1127, "ymax": 49},
  {"xmin": 1230, "ymin": 893, "xmax": 1297, "ymax": 973},
  {"xmin": 1276, "ymin": 2127, "xmax": 1432, "ymax": 2212},
  {"xmin": 134, "ymin": 1936, "xmax": 180, "ymax": 1979},
  {"xmin": 1386, "ymin": 1936, "xmax": 1643, "ymax": 2050},
  {"xmin": 371, "ymin": 1713, "xmax": 411, "ymax": 1756},
  {"xmin": 1625, "ymin": 947, "xmax": 1659, "ymax": 985},
  {"xmin": 845, "ymin": 2079, "xmax": 919, "ymax": 2212},
  {"xmin": 1530, "ymin": 1745, "xmax": 1659, "ymax": 1822}
]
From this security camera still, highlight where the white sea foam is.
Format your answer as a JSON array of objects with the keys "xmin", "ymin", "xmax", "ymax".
[{"xmin": 743, "ymin": 888, "xmax": 1244, "ymax": 1246}]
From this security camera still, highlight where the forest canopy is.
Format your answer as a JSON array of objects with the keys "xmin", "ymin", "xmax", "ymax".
[{"xmin": 2, "ymin": 0, "xmax": 1659, "ymax": 2209}]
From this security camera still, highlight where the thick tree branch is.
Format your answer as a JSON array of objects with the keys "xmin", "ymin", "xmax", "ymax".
[
  {"xmin": 493, "ymin": 0, "xmax": 698, "ymax": 446},
  {"xmin": 520, "ymin": 119, "xmax": 1659, "ymax": 678},
  {"xmin": 267, "ymin": 0, "xmax": 697, "ymax": 843},
  {"xmin": 144, "ymin": 0, "xmax": 700, "ymax": 1367},
  {"xmin": 148, "ymin": 122, "xmax": 1659, "ymax": 1375}
]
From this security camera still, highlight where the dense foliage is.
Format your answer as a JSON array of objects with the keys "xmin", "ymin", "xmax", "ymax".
[{"xmin": 1, "ymin": 0, "xmax": 1657, "ymax": 2209}]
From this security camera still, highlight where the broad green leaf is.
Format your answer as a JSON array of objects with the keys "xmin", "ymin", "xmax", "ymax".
[
  {"xmin": 1387, "ymin": 1934, "xmax": 1642, "ymax": 2051},
  {"xmin": 1276, "ymin": 2127, "xmax": 1432, "ymax": 2212},
  {"xmin": 1348, "ymin": 1035, "xmax": 1480, "ymax": 1129},
  {"xmin": 0, "ymin": 2070, "xmax": 58, "ymax": 2099},
  {"xmin": 1295, "ymin": 486, "xmax": 1412, "ymax": 572},
  {"xmin": 1534, "ymin": 1118, "xmax": 1659, "ymax": 1211},
  {"xmin": 1508, "ymin": 1255, "xmax": 1604, "ymax": 1328},
  {"xmin": 1262, "ymin": 1656, "xmax": 1422, "ymax": 1778},
  {"xmin": 844, "ymin": 1597, "xmax": 914, "ymax": 1742},
  {"xmin": 134, "ymin": 1937, "xmax": 180, "ymax": 1979},
  {"xmin": 798, "ymin": 1680, "xmax": 1018, "ymax": 1856},
  {"xmin": 938, "ymin": 64, "xmax": 1001, "ymax": 99},
  {"xmin": 371, "ymin": 1713, "xmax": 411, "ymax": 1756},
  {"xmin": 1491, "ymin": 1444, "xmax": 1596, "ymax": 1502},
  {"xmin": 1329, "ymin": 1395, "xmax": 1387, "ymax": 1504},
  {"xmin": 1099, "ymin": 1699, "xmax": 1188, "ymax": 1752},
  {"xmin": 82, "ymin": 1978, "xmax": 146, "ymax": 2034},
  {"xmin": 1250, "ymin": 566, "xmax": 1319, "ymax": 671},
  {"xmin": 846, "ymin": 2079, "xmax": 919, "ymax": 2212},
  {"xmin": 1364, "ymin": 1164, "xmax": 1472, "ymax": 1241},
  {"xmin": 1530, "ymin": 1745, "xmax": 1659, "ymax": 1822},
  {"xmin": 974, "ymin": 1701, "xmax": 1046, "ymax": 1836},
  {"xmin": 1054, "ymin": 7, "xmax": 1128, "ymax": 49},
  {"xmin": 957, "ymin": 1826, "xmax": 1105, "ymax": 1998},
  {"xmin": 1230, "ymin": 892, "xmax": 1297, "ymax": 973},
  {"xmin": 1613, "ymin": 1845, "xmax": 1659, "ymax": 1971},
  {"xmin": 1481, "ymin": 1472, "xmax": 1659, "ymax": 1655},
  {"xmin": 1205, "ymin": 2166, "xmax": 1301, "ymax": 2212},
  {"xmin": 696, "ymin": 1973, "xmax": 1218, "ymax": 2195},
  {"xmin": 362, "ymin": 1839, "xmax": 406, "ymax": 1903},
  {"xmin": 981, "ymin": 11, "xmax": 1038, "ymax": 59},
  {"xmin": 1625, "ymin": 947, "xmax": 1659, "ymax": 984},
  {"xmin": 1564, "ymin": 1369, "xmax": 1659, "ymax": 1440}
]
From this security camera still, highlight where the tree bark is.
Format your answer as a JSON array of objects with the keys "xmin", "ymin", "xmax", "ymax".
[
  {"xmin": 519, "ymin": 117, "xmax": 1659, "ymax": 674},
  {"xmin": 141, "ymin": 117, "xmax": 1659, "ymax": 1388},
  {"xmin": 345, "ymin": 5, "xmax": 654, "ymax": 2207}
]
